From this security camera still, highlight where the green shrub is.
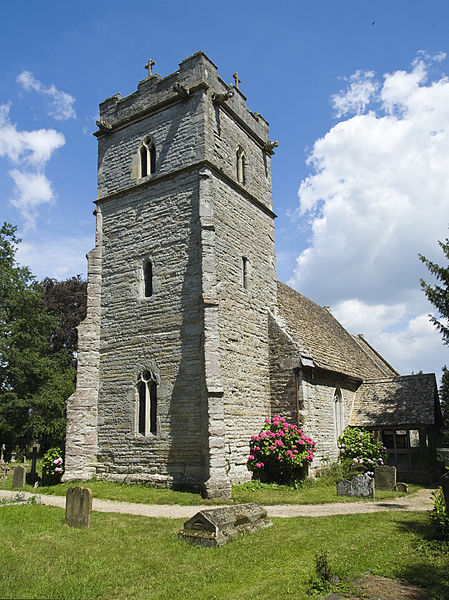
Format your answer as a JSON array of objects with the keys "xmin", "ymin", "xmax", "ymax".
[
  {"xmin": 41, "ymin": 447, "xmax": 64, "ymax": 486},
  {"xmin": 338, "ymin": 427, "xmax": 388, "ymax": 476},
  {"xmin": 431, "ymin": 487, "xmax": 449, "ymax": 536},
  {"xmin": 247, "ymin": 415, "xmax": 316, "ymax": 484}
]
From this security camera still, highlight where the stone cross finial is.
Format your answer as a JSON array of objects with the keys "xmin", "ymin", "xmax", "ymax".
[
  {"xmin": 144, "ymin": 58, "xmax": 156, "ymax": 77},
  {"xmin": 232, "ymin": 72, "xmax": 241, "ymax": 89}
]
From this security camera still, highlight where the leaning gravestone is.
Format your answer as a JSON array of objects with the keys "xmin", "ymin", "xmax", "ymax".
[
  {"xmin": 337, "ymin": 473, "xmax": 374, "ymax": 499},
  {"xmin": 65, "ymin": 486, "xmax": 92, "ymax": 528},
  {"xmin": 395, "ymin": 482, "xmax": 408, "ymax": 493},
  {"xmin": 12, "ymin": 465, "xmax": 26, "ymax": 489},
  {"xmin": 374, "ymin": 465, "xmax": 397, "ymax": 491},
  {"xmin": 179, "ymin": 503, "xmax": 272, "ymax": 547}
]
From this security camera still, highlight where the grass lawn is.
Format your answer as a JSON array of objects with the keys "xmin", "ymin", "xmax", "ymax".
[
  {"xmin": 0, "ymin": 505, "xmax": 447, "ymax": 599},
  {"xmin": 2, "ymin": 468, "xmax": 422, "ymax": 505}
]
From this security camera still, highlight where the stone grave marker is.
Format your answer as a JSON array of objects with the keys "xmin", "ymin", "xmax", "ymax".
[
  {"xmin": 65, "ymin": 486, "xmax": 93, "ymax": 528},
  {"xmin": 179, "ymin": 503, "xmax": 272, "ymax": 547},
  {"xmin": 374, "ymin": 465, "xmax": 397, "ymax": 491},
  {"xmin": 0, "ymin": 443, "xmax": 5, "ymax": 463},
  {"xmin": 336, "ymin": 473, "xmax": 374, "ymax": 499},
  {"xmin": 12, "ymin": 465, "xmax": 26, "ymax": 489},
  {"xmin": 395, "ymin": 482, "xmax": 408, "ymax": 493},
  {"xmin": 26, "ymin": 447, "xmax": 39, "ymax": 485}
]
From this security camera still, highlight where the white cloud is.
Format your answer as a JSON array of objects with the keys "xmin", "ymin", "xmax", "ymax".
[
  {"xmin": 291, "ymin": 52, "xmax": 449, "ymax": 375},
  {"xmin": 16, "ymin": 235, "xmax": 92, "ymax": 280},
  {"xmin": 0, "ymin": 103, "xmax": 65, "ymax": 228},
  {"xmin": 332, "ymin": 70, "xmax": 378, "ymax": 118},
  {"xmin": 9, "ymin": 170, "xmax": 54, "ymax": 228},
  {"xmin": 17, "ymin": 71, "xmax": 76, "ymax": 120}
]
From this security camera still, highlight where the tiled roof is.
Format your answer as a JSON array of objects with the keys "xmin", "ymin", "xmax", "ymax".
[
  {"xmin": 350, "ymin": 373, "xmax": 440, "ymax": 427},
  {"xmin": 276, "ymin": 282, "xmax": 396, "ymax": 380}
]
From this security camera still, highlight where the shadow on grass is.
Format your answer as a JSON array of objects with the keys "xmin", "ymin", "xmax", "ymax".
[{"xmin": 392, "ymin": 518, "xmax": 449, "ymax": 599}]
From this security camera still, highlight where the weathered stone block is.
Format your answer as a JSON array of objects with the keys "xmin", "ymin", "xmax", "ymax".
[
  {"xmin": 395, "ymin": 482, "xmax": 408, "ymax": 493},
  {"xmin": 12, "ymin": 466, "xmax": 26, "ymax": 489},
  {"xmin": 374, "ymin": 465, "xmax": 397, "ymax": 491},
  {"xmin": 337, "ymin": 473, "xmax": 374, "ymax": 498},
  {"xmin": 65, "ymin": 486, "xmax": 93, "ymax": 528},
  {"xmin": 179, "ymin": 503, "xmax": 272, "ymax": 547}
]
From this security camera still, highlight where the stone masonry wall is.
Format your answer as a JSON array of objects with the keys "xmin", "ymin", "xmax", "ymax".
[{"xmin": 95, "ymin": 172, "xmax": 204, "ymax": 488}]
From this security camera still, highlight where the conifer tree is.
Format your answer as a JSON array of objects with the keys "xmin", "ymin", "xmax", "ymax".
[{"xmin": 419, "ymin": 235, "xmax": 449, "ymax": 344}]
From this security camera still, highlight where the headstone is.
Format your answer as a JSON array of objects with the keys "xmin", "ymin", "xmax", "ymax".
[
  {"xmin": 441, "ymin": 471, "xmax": 449, "ymax": 511},
  {"xmin": 179, "ymin": 503, "xmax": 272, "ymax": 547},
  {"xmin": 26, "ymin": 447, "xmax": 39, "ymax": 485},
  {"xmin": 65, "ymin": 486, "xmax": 93, "ymax": 528},
  {"xmin": 12, "ymin": 465, "xmax": 26, "ymax": 489},
  {"xmin": 336, "ymin": 473, "xmax": 374, "ymax": 499},
  {"xmin": 395, "ymin": 482, "xmax": 408, "ymax": 493},
  {"xmin": 0, "ymin": 444, "xmax": 5, "ymax": 463},
  {"xmin": 374, "ymin": 465, "xmax": 397, "ymax": 491}
]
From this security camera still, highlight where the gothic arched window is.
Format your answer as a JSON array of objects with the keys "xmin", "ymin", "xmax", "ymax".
[
  {"xmin": 139, "ymin": 137, "xmax": 156, "ymax": 178},
  {"xmin": 236, "ymin": 147, "xmax": 246, "ymax": 184},
  {"xmin": 137, "ymin": 371, "xmax": 157, "ymax": 436},
  {"xmin": 334, "ymin": 388, "xmax": 344, "ymax": 441}
]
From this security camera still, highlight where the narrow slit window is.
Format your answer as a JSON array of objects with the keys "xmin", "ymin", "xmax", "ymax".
[
  {"xmin": 150, "ymin": 380, "xmax": 157, "ymax": 434},
  {"xmin": 242, "ymin": 256, "xmax": 248, "ymax": 289},
  {"xmin": 150, "ymin": 144, "xmax": 156, "ymax": 174},
  {"xmin": 236, "ymin": 147, "xmax": 246, "ymax": 184},
  {"xmin": 138, "ymin": 382, "xmax": 146, "ymax": 435},
  {"xmin": 140, "ymin": 145, "xmax": 148, "ymax": 177},
  {"xmin": 144, "ymin": 260, "xmax": 153, "ymax": 297}
]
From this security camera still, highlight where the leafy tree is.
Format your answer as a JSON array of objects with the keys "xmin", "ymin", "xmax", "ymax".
[
  {"xmin": 0, "ymin": 223, "xmax": 80, "ymax": 454},
  {"xmin": 419, "ymin": 236, "xmax": 449, "ymax": 344},
  {"xmin": 40, "ymin": 276, "xmax": 87, "ymax": 358}
]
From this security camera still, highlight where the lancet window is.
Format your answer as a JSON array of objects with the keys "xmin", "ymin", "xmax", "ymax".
[{"xmin": 137, "ymin": 371, "xmax": 157, "ymax": 436}]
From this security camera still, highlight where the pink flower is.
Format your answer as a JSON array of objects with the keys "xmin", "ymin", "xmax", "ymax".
[
  {"xmin": 270, "ymin": 445, "xmax": 275, "ymax": 450},
  {"xmin": 277, "ymin": 455, "xmax": 281, "ymax": 460},
  {"xmin": 293, "ymin": 449, "xmax": 298, "ymax": 454},
  {"xmin": 299, "ymin": 440, "xmax": 304, "ymax": 445},
  {"xmin": 248, "ymin": 455, "xmax": 255, "ymax": 460},
  {"xmin": 54, "ymin": 467, "xmax": 62, "ymax": 472},
  {"xmin": 264, "ymin": 419, "xmax": 270, "ymax": 424},
  {"xmin": 254, "ymin": 446, "xmax": 260, "ymax": 451}
]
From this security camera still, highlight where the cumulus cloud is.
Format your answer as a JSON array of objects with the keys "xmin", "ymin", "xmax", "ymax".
[
  {"xmin": 17, "ymin": 71, "xmax": 76, "ymax": 120},
  {"xmin": 0, "ymin": 103, "xmax": 65, "ymax": 227},
  {"xmin": 290, "ymin": 52, "xmax": 449, "ymax": 374}
]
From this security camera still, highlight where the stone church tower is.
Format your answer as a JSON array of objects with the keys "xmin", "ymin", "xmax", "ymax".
[{"xmin": 64, "ymin": 52, "xmax": 278, "ymax": 497}]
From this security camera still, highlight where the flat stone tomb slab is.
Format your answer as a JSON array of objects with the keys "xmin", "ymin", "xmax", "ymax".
[{"xmin": 179, "ymin": 503, "xmax": 272, "ymax": 547}]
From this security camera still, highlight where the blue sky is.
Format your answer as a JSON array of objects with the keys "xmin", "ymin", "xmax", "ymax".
[{"xmin": 1, "ymin": 1, "xmax": 449, "ymax": 377}]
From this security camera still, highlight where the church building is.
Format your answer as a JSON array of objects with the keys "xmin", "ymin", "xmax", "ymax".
[{"xmin": 64, "ymin": 52, "xmax": 441, "ymax": 497}]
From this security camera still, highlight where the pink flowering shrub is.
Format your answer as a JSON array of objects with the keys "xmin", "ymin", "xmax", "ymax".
[
  {"xmin": 338, "ymin": 427, "xmax": 388, "ymax": 477},
  {"xmin": 247, "ymin": 415, "xmax": 316, "ymax": 484},
  {"xmin": 42, "ymin": 447, "xmax": 64, "ymax": 486}
]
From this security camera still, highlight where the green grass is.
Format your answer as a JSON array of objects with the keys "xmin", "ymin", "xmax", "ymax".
[
  {"xmin": 2, "ymin": 467, "xmax": 422, "ymax": 505},
  {"xmin": 0, "ymin": 505, "xmax": 447, "ymax": 599}
]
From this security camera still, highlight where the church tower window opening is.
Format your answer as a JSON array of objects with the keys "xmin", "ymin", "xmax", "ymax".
[
  {"xmin": 242, "ymin": 256, "xmax": 249, "ymax": 289},
  {"xmin": 236, "ymin": 147, "xmax": 246, "ymax": 184},
  {"xmin": 137, "ymin": 371, "xmax": 157, "ymax": 436},
  {"xmin": 139, "ymin": 137, "xmax": 156, "ymax": 178},
  {"xmin": 144, "ymin": 260, "xmax": 153, "ymax": 297},
  {"xmin": 334, "ymin": 388, "xmax": 344, "ymax": 441}
]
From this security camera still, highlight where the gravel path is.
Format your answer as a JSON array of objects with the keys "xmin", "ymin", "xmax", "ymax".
[{"xmin": 0, "ymin": 487, "xmax": 434, "ymax": 519}]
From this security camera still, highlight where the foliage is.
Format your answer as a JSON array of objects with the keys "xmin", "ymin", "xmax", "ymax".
[
  {"xmin": 0, "ymin": 223, "xmax": 79, "ymax": 453},
  {"xmin": 2, "ymin": 507, "xmax": 447, "ymax": 600},
  {"xmin": 431, "ymin": 487, "xmax": 449, "ymax": 537},
  {"xmin": 338, "ymin": 427, "xmax": 389, "ymax": 476},
  {"xmin": 247, "ymin": 415, "xmax": 316, "ymax": 484},
  {"xmin": 40, "ymin": 276, "xmax": 87, "ymax": 358},
  {"xmin": 439, "ymin": 366, "xmax": 449, "ymax": 445},
  {"xmin": 41, "ymin": 447, "xmax": 64, "ymax": 485},
  {"xmin": 419, "ymin": 235, "xmax": 449, "ymax": 345}
]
